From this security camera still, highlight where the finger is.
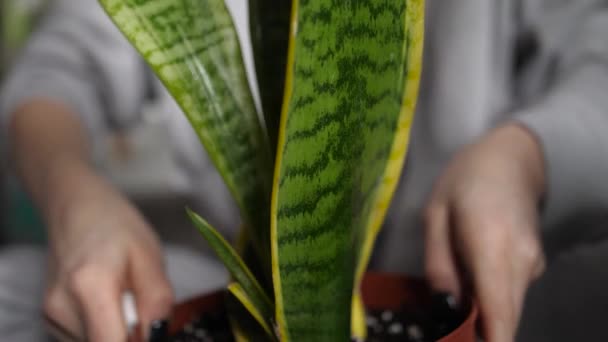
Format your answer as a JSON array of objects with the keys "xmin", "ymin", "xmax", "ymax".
[
  {"xmin": 510, "ymin": 231, "xmax": 545, "ymax": 331},
  {"xmin": 44, "ymin": 285, "xmax": 85, "ymax": 340},
  {"xmin": 69, "ymin": 267, "xmax": 127, "ymax": 342},
  {"xmin": 424, "ymin": 203, "xmax": 462, "ymax": 300},
  {"xmin": 129, "ymin": 246, "xmax": 174, "ymax": 339},
  {"xmin": 457, "ymin": 220, "xmax": 514, "ymax": 342},
  {"xmin": 471, "ymin": 249, "xmax": 513, "ymax": 342},
  {"xmin": 513, "ymin": 228, "xmax": 546, "ymax": 283}
]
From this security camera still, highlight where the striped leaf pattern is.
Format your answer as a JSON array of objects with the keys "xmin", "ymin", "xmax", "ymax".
[
  {"xmin": 352, "ymin": 0, "xmax": 424, "ymax": 326},
  {"xmin": 187, "ymin": 210, "xmax": 273, "ymax": 327},
  {"xmin": 272, "ymin": 1, "xmax": 424, "ymax": 340},
  {"xmin": 99, "ymin": 0, "xmax": 273, "ymax": 271},
  {"xmin": 101, "ymin": 0, "xmax": 424, "ymax": 340}
]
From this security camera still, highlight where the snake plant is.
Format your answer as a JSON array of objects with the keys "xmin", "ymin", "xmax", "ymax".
[{"xmin": 99, "ymin": 0, "xmax": 424, "ymax": 340}]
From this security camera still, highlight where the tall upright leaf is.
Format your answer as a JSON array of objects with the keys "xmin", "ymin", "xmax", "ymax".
[
  {"xmin": 272, "ymin": 1, "xmax": 425, "ymax": 340},
  {"xmin": 99, "ymin": 0, "xmax": 273, "ymax": 274},
  {"xmin": 249, "ymin": 0, "xmax": 292, "ymax": 152},
  {"xmin": 352, "ymin": 0, "xmax": 425, "ymax": 314}
]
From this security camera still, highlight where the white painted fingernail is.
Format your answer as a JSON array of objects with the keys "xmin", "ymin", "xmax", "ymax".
[{"xmin": 123, "ymin": 292, "xmax": 138, "ymax": 334}]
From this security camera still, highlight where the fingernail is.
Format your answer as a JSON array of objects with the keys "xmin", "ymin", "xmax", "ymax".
[
  {"xmin": 430, "ymin": 291, "xmax": 464, "ymax": 326},
  {"xmin": 430, "ymin": 291, "xmax": 465, "ymax": 339},
  {"xmin": 148, "ymin": 319, "xmax": 169, "ymax": 342},
  {"xmin": 431, "ymin": 291, "xmax": 460, "ymax": 311}
]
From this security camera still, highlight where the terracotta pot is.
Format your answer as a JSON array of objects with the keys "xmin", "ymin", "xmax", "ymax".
[
  {"xmin": 360, "ymin": 273, "xmax": 478, "ymax": 342},
  {"xmin": 158, "ymin": 272, "xmax": 478, "ymax": 341}
]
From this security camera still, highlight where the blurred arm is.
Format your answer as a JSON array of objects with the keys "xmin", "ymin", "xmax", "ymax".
[
  {"xmin": 0, "ymin": 0, "xmax": 146, "ymax": 162},
  {"xmin": 9, "ymin": 100, "xmax": 93, "ymax": 224},
  {"xmin": 0, "ymin": 1, "xmax": 173, "ymax": 340},
  {"xmin": 0, "ymin": 0, "xmax": 149, "ymax": 225},
  {"xmin": 515, "ymin": 7, "xmax": 608, "ymax": 228}
]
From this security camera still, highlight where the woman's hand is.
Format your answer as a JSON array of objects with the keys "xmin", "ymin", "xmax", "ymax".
[
  {"xmin": 10, "ymin": 100, "xmax": 174, "ymax": 341},
  {"xmin": 424, "ymin": 124, "xmax": 546, "ymax": 342},
  {"xmin": 42, "ymin": 160, "xmax": 174, "ymax": 341}
]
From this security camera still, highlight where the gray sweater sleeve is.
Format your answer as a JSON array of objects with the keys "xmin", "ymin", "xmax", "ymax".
[
  {"xmin": 516, "ymin": 8, "xmax": 608, "ymax": 228},
  {"xmin": 0, "ymin": 0, "xmax": 146, "ymax": 157}
]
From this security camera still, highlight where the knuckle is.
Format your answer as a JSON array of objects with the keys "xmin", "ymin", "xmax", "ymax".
[
  {"xmin": 68, "ymin": 266, "xmax": 106, "ymax": 296},
  {"xmin": 141, "ymin": 288, "xmax": 175, "ymax": 318},
  {"xmin": 43, "ymin": 288, "xmax": 65, "ymax": 319},
  {"xmin": 516, "ymin": 236, "xmax": 546, "ymax": 281},
  {"xmin": 517, "ymin": 238, "xmax": 543, "ymax": 265},
  {"xmin": 130, "ymin": 241, "xmax": 161, "ymax": 261},
  {"xmin": 425, "ymin": 263, "xmax": 454, "ymax": 289},
  {"xmin": 128, "ymin": 243, "xmax": 146, "ymax": 259},
  {"xmin": 150, "ymin": 287, "xmax": 175, "ymax": 309}
]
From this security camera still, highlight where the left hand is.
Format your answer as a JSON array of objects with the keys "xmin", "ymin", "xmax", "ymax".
[{"xmin": 424, "ymin": 123, "xmax": 547, "ymax": 342}]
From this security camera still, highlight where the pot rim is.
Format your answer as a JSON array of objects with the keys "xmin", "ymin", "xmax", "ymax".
[{"xmin": 165, "ymin": 271, "xmax": 478, "ymax": 341}]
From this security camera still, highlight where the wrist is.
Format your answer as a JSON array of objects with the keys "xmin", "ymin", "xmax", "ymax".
[
  {"xmin": 42, "ymin": 157, "xmax": 100, "ymax": 233},
  {"xmin": 491, "ymin": 123, "xmax": 546, "ymax": 201},
  {"xmin": 9, "ymin": 101, "xmax": 95, "ymax": 222}
]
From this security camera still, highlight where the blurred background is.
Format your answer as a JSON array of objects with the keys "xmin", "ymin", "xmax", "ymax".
[
  {"xmin": 0, "ymin": 0, "xmax": 197, "ymax": 245},
  {"xmin": 2, "ymin": 2, "xmax": 608, "ymax": 341},
  {"xmin": 1, "ymin": 0, "xmax": 48, "ymax": 243}
]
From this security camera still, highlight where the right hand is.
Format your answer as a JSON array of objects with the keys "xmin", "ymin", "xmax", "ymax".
[
  {"xmin": 42, "ymin": 160, "xmax": 174, "ymax": 341},
  {"xmin": 424, "ymin": 124, "xmax": 546, "ymax": 342}
]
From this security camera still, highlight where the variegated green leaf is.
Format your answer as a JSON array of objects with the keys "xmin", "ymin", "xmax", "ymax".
[
  {"xmin": 228, "ymin": 282, "xmax": 275, "ymax": 339},
  {"xmin": 187, "ymin": 209, "xmax": 273, "ymax": 326},
  {"xmin": 351, "ymin": 1, "xmax": 425, "ymax": 339},
  {"xmin": 272, "ymin": 1, "xmax": 425, "ymax": 340},
  {"xmin": 351, "ymin": 293, "xmax": 367, "ymax": 339},
  {"xmin": 227, "ymin": 291, "xmax": 276, "ymax": 342},
  {"xmin": 249, "ymin": 0, "xmax": 292, "ymax": 152},
  {"xmin": 99, "ymin": 0, "xmax": 273, "ymax": 274}
]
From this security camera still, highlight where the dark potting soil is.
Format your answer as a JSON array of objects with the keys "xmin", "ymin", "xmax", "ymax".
[
  {"xmin": 167, "ymin": 293, "xmax": 465, "ymax": 342},
  {"xmin": 169, "ymin": 310, "xmax": 234, "ymax": 342},
  {"xmin": 358, "ymin": 292, "xmax": 466, "ymax": 342}
]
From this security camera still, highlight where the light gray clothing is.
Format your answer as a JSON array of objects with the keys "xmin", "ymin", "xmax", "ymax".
[
  {"xmin": 2, "ymin": 0, "xmax": 608, "ymax": 253},
  {"xmin": 0, "ymin": 245, "xmax": 228, "ymax": 341},
  {"xmin": 2, "ymin": 0, "xmax": 608, "ymax": 341},
  {"xmin": 380, "ymin": 0, "xmax": 608, "ymax": 272}
]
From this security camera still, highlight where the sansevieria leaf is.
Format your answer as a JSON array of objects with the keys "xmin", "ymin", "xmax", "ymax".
[
  {"xmin": 187, "ymin": 209, "xmax": 274, "ymax": 328},
  {"xmin": 227, "ymin": 294, "xmax": 276, "ymax": 342},
  {"xmin": 99, "ymin": 0, "xmax": 273, "ymax": 274},
  {"xmin": 352, "ymin": 0, "xmax": 425, "ymax": 339},
  {"xmin": 272, "ymin": 1, "xmax": 425, "ymax": 340},
  {"xmin": 249, "ymin": 0, "xmax": 292, "ymax": 152},
  {"xmin": 227, "ymin": 282, "xmax": 275, "ymax": 339}
]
